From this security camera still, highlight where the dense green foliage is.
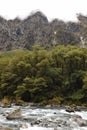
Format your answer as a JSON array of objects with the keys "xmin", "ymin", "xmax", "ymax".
[{"xmin": 0, "ymin": 45, "xmax": 87, "ymax": 105}]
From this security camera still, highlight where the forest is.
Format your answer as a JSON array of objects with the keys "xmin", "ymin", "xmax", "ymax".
[{"xmin": 0, "ymin": 45, "xmax": 87, "ymax": 106}]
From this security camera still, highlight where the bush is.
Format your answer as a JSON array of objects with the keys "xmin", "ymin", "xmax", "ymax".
[
  {"xmin": 48, "ymin": 97, "xmax": 64, "ymax": 105},
  {"xmin": 2, "ymin": 97, "xmax": 11, "ymax": 106}
]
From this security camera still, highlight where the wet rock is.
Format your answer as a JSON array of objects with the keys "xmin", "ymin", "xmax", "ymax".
[
  {"xmin": 20, "ymin": 123, "xmax": 28, "ymax": 128},
  {"xmin": 57, "ymin": 119, "xmax": 68, "ymax": 127},
  {"xmin": 2, "ymin": 104, "xmax": 11, "ymax": 108},
  {"xmin": 66, "ymin": 107, "xmax": 75, "ymax": 113},
  {"xmin": 72, "ymin": 114, "xmax": 87, "ymax": 127},
  {"xmin": 6, "ymin": 109, "xmax": 22, "ymax": 120},
  {"xmin": 0, "ymin": 126, "xmax": 13, "ymax": 130},
  {"xmin": 45, "ymin": 105, "xmax": 52, "ymax": 108},
  {"xmin": 66, "ymin": 106, "xmax": 81, "ymax": 113},
  {"xmin": 73, "ymin": 106, "xmax": 81, "ymax": 111},
  {"xmin": 73, "ymin": 114, "xmax": 82, "ymax": 119},
  {"xmin": 74, "ymin": 117, "xmax": 87, "ymax": 127},
  {"xmin": 47, "ymin": 118, "xmax": 53, "ymax": 122},
  {"xmin": 54, "ymin": 112, "xmax": 57, "ymax": 114},
  {"xmin": 34, "ymin": 120, "xmax": 42, "ymax": 125},
  {"xmin": 23, "ymin": 116, "xmax": 38, "ymax": 122}
]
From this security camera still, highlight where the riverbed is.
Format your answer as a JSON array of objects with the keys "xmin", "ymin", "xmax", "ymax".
[{"xmin": 0, "ymin": 105, "xmax": 87, "ymax": 130}]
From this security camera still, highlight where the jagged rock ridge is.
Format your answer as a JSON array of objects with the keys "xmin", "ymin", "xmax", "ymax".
[{"xmin": 0, "ymin": 11, "xmax": 87, "ymax": 51}]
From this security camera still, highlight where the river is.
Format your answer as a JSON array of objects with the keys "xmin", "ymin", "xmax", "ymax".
[{"xmin": 0, "ymin": 105, "xmax": 87, "ymax": 130}]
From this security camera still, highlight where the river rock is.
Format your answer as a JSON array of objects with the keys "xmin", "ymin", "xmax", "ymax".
[
  {"xmin": 73, "ymin": 114, "xmax": 82, "ymax": 119},
  {"xmin": 72, "ymin": 114, "xmax": 87, "ymax": 127},
  {"xmin": 65, "ymin": 106, "xmax": 81, "ymax": 113},
  {"xmin": 6, "ymin": 109, "xmax": 22, "ymax": 120},
  {"xmin": 73, "ymin": 106, "xmax": 81, "ymax": 111},
  {"xmin": 20, "ymin": 123, "xmax": 29, "ymax": 128},
  {"xmin": 66, "ymin": 106, "xmax": 75, "ymax": 113},
  {"xmin": 74, "ymin": 117, "xmax": 87, "ymax": 127},
  {"xmin": 0, "ymin": 126, "xmax": 13, "ymax": 130},
  {"xmin": 45, "ymin": 105, "xmax": 52, "ymax": 108}
]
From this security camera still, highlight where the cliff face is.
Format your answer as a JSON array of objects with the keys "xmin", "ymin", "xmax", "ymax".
[{"xmin": 0, "ymin": 11, "xmax": 87, "ymax": 51}]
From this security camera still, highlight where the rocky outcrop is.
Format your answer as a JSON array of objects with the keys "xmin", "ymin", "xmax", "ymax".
[
  {"xmin": 0, "ymin": 11, "xmax": 87, "ymax": 51},
  {"xmin": 77, "ymin": 13, "xmax": 87, "ymax": 25}
]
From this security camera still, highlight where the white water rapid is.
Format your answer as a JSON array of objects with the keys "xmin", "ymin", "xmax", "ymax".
[{"xmin": 0, "ymin": 105, "xmax": 87, "ymax": 130}]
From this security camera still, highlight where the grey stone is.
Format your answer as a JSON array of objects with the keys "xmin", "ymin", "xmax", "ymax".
[{"xmin": 6, "ymin": 109, "xmax": 22, "ymax": 120}]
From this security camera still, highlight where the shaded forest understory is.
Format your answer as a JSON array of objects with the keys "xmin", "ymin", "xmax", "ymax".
[{"xmin": 0, "ymin": 45, "xmax": 87, "ymax": 105}]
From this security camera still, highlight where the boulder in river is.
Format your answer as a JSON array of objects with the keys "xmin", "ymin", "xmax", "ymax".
[
  {"xmin": 72, "ymin": 114, "xmax": 87, "ymax": 127},
  {"xmin": 66, "ymin": 106, "xmax": 75, "ymax": 113},
  {"xmin": 74, "ymin": 116, "xmax": 87, "ymax": 127},
  {"xmin": 73, "ymin": 106, "xmax": 81, "ymax": 111},
  {"xmin": 6, "ymin": 108, "xmax": 22, "ymax": 120}
]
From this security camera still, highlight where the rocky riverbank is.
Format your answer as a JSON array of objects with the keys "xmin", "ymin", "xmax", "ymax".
[{"xmin": 0, "ymin": 104, "xmax": 87, "ymax": 130}]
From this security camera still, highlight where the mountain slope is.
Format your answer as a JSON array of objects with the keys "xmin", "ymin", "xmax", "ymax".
[{"xmin": 0, "ymin": 11, "xmax": 87, "ymax": 51}]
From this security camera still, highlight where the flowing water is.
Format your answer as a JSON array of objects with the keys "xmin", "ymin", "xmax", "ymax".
[{"xmin": 0, "ymin": 105, "xmax": 87, "ymax": 130}]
